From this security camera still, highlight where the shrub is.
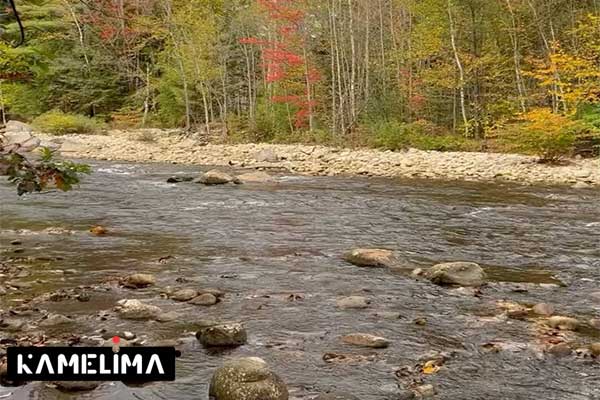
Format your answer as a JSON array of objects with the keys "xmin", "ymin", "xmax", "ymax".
[
  {"xmin": 370, "ymin": 120, "xmax": 481, "ymax": 152},
  {"xmin": 499, "ymin": 109, "xmax": 580, "ymax": 163},
  {"xmin": 32, "ymin": 111, "xmax": 105, "ymax": 135}
]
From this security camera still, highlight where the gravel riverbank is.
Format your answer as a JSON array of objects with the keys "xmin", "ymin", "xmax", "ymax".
[{"xmin": 43, "ymin": 130, "xmax": 600, "ymax": 187}]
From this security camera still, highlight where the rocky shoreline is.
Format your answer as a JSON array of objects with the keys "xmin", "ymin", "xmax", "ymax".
[{"xmin": 37, "ymin": 129, "xmax": 599, "ymax": 188}]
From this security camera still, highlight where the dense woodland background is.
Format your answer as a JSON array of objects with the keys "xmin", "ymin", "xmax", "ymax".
[{"xmin": 1, "ymin": 0, "xmax": 600, "ymax": 156}]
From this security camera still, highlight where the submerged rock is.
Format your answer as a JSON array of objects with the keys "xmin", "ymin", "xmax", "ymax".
[
  {"xmin": 115, "ymin": 299, "xmax": 163, "ymax": 320},
  {"xmin": 39, "ymin": 314, "xmax": 74, "ymax": 327},
  {"xmin": 341, "ymin": 333, "xmax": 390, "ymax": 349},
  {"xmin": 197, "ymin": 323, "xmax": 247, "ymax": 347},
  {"xmin": 121, "ymin": 273, "xmax": 156, "ymax": 289},
  {"xmin": 336, "ymin": 296, "xmax": 370, "ymax": 309},
  {"xmin": 237, "ymin": 171, "xmax": 275, "ymax": 184},
  {"xmin": 53, "ymin": 381, "xmax": 100, "ymax": 392},
  {"xmin": 167, "ymin": 176, "xmax": 194, "ymax": 183},
  {"xmin": 195, "ymin": 170, "xmax": 234, "ymax": 185},
  {"xmin": 209, "ymin": 357, "xmax": 288, "ymax": 400},
  {"xmin": 343, "ymin": 248, "xmax": 397, "ymax": 268},
  {"xmin": 546, "ymin": 316, "xmax": 580, "ymax": 331},
  {"xmin": 426, "ymin": 262, "xmax": 486, "ymax": 287},
  {"xmin": 315, "ymin": 392, "xmax": 360, "ymax": 400}
]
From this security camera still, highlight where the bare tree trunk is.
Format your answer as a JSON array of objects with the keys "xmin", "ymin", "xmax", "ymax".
[
  {"xmin": 506, "ymin": 0, "xmax": 527, "ymax": 113},
  {"xmin": 448, "ymin": 0, "xmax": 469, "ymax": 136}
]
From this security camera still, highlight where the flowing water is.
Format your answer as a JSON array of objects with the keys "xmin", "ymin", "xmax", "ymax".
[{"xmin": 1, "ymin": 160, "xmax": 599, "ymax": 400}]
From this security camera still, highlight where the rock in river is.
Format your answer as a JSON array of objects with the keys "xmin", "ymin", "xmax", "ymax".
[
  {"xmin": 336, "ymin": 296, "xmax": 370, "ymax": 309},
  {"xmin": 195, "ymin": 170, "xmax": 235, "ymax": 185},
  {"xmin": 170, "ymin": 288, "xmax": 199, "ymax": 302},
  {"xmin": 237, "ymin": 171, "xmax": 275, "ymax": 184},
  {"xmin": 343, "ymin": 248, "xmax": 397, "ymax": 268},
  {"xmin": 197, "ymin": 323, "xmax": 247, "ymax": 347},
  {"xmin": 341, "ymin": 333, "xmax": 390, "ymax": 349},
  {"xmin": 53, "ymin": 381, "xmax": 100, "ymax": 392},
  {"xmin": 590, "ymin": 343, "xmax": 600, "ymax": 357},
  {"xmin": 426, "ymin": 262, "xmax": 486, "ymax": 287},
  {"xmin": 115, "ymin": 299, "xmax": 163, "ymax": 320},
  {"xmin": 315, "ymin": 392, "xmax": 360, "ymax": 400},
  {"xmin": 546, "ymin": 316, "xmax": 580, "ymax": 331},
  {"xmin": 121, "ymin": 273, "xmax": 156, "ymax": 289},
  {"xmin": 189, "ymin": 293, "xmax": 219, "ymax": 306},
  {"xmin": 209, "ymin": 357, "xmax": 288, "ymax": 400}
]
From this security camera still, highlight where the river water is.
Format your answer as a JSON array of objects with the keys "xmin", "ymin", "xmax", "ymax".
[{"xmin": 1, "ymin": 160, "xmax": 599, "ymax": 400}]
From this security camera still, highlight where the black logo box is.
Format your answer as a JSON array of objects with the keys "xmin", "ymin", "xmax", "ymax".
[{"xmin": 7, "ymin": 347, "xmax": 176, "ymax": 381}]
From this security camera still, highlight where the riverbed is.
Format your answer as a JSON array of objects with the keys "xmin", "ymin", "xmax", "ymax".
[{"xmin": 1, "ymin": 160, "xmax": 599, "ymax": 399}]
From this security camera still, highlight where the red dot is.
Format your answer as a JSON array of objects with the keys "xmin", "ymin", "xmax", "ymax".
[{"xmin": 112, "ymin": 336, "xmax": 120, "ymax": 344}]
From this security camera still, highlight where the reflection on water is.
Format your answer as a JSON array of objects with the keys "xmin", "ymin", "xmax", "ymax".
[{"xmin": 1, "ymin": 160, "xmax": 599, "ymax": 400}]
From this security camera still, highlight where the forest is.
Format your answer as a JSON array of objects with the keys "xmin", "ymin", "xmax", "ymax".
[{"xmin": 1, "ymin": 0, "xmax": 600, "ymax": 158}]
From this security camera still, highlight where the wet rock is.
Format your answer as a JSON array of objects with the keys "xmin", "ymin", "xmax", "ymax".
[
  {"xmin": 189, "ymin": 293, "xmax": 219, "ymax": 306},
  {"xmin": 156, "ymin": 311, "xmax": 178, "ymax": 323},
  {"xmin": 171, "ymin": 288, "xmax": 198, "ymax": 302},
  {"xmin": 254, "ymin": 149, "xmax": 279, "ymax": 163},
  {"xmin": 532, "ymin": 303, "xmax": 555, "ymax": 316},
  {"xmin": 209, "ymin": 357, "xmax": 288, "ymax": 400},
  {"xmin": 39, "ymin": 314, "xmax": 74, "ymax": 327},
  {"xmin": 590, "ymin": 319, "xmax": 600, "ymax": 330},
  {"xmin": 90, "ymin": 225, "xmax": 108, "ymax": 236},
  {"xmin": 10, "ymin": 240, "xmax": 22, "ymax": 246},
  {"xmin": 426, "ymin": 262, "xmax": 486, "ymax": 287},
  {"xmin": 591, "ymin": 292, "xmax": 600, "ymax": 303},
  {"xmin": 195, "ymin": 170, "xmax": 234, "ymax": 185},
  {"xmin": 343, "ymin": 248, "xmax": 396, "ymax": 268},
  {"xmin": 546, "ymin": 316, "xmax": 580, "ymax": 331},
  {"xmin": 336, "ymin": 296, "xmax": 370, "ymax": 309},
  {"xmin": 53, "ymin": 381, "xmax": 100, "ymax": 392},
  {"xmin": 198, "ymin": 288, "xmax": 226, "ymax": 298},
  {"xmin": 315, "ymin": 392, "xmax": 360, "ymax": 400},
  {"xmin": 237, "ymin": 171, "xmax": 275, "ymax": 184},
  {"xmin": 167, "ymin": 176, "xmax": 194, "ymax": 183},
  {"xmin": 547, "ymin": 343, "xmax": 572, "ymax": 358},
  {"xmin": 197, "ymin": 323, "xmax": 247, "ymax": 347},
  {"xmin": 115, "ymin": 299, "xmax": 163, "ymax": 320},
  {"xmin": 590, "ymin": 343, "xmax": 600, "ymax": 357},
  {"xmin": 122, "ymin": 273, "xmax": 156, "ymax": 289},
  {"xmin": 0, "ymin": 318, "xmax": 25, "ymax": 332},
  {"xmin": 415, "ymin": 384, "xmax": 436, "ymax": 398},
  {"xmin": 341, "ymin": 333, "xmax": 390, "ymax": 349}
]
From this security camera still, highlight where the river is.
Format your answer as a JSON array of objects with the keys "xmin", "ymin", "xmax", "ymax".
[{"xmin": 1, "ymin": 160, "xmax": 599, "ymax": 400}]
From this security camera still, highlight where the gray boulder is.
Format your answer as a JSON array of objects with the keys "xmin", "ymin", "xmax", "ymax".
[
  {"xmin": 209, "ymin": 357, "xmax": 288, "ymax": 400},
  {"xmin": 197, "ymin": 323, "xmax": 247, "ymax": 347},
  {"xmin": 426, "ymin": 262, "xmax": 486, "ymax": 287},
  {"xmin": 254, "ymin": 149, "xmax": 279, "ymax": 163},
  {"xmin": 336, "ymin": 296, "xmax": 370, "ymax": 310}
]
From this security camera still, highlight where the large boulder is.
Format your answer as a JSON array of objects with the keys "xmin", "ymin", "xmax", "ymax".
[
  {"xmin": 195, "ymin": 170, "xmax": 235, "ymax": 185},
  {"xmin": 5, "ymin": 120, "xmax": 33, "ymax": 134},
  {"xmin": 336, "ymin": 296, "xmax": 370, "ymax": 310},
  {"xmin": 344, "ymin": 249, "xmax": 397, "ymax": 268},
  {"xmin": 115, "ymin": 299, "xmax": 163, "ymax": 320},
  {"xmin": 170, "ymin": 288, "xmax": 198, "ymax": 302},
  {"xmin": 426, "ymin": 262, "xmax": 486, "ymax": 287},
  {"xmin": 197, "ymin": 323, "xmax": 247, "ymax": 347},
  {"xmin": 209, "ymin": 357, "xmax": 288, "ymax": 400},
  {"xmin": 254, "ymin": 149, "xmax": 279, "ymax": 163}
]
